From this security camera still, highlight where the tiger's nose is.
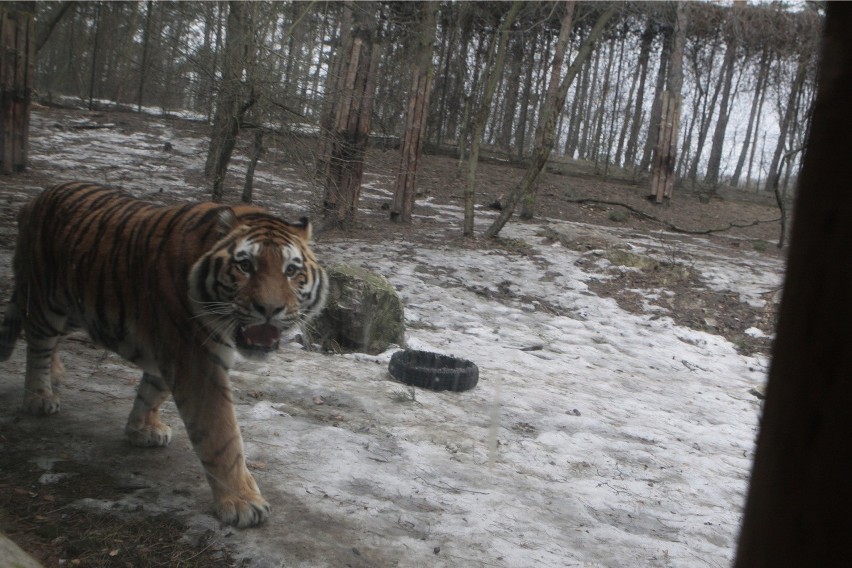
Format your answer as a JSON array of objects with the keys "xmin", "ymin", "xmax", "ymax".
[{"xmin": 252, "ymin": 301, "xmax": 285, "ymax": 320}]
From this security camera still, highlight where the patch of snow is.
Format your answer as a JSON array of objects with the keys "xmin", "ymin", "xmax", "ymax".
[{"xmin": 0, "ymin": 109, "xmax": 788, "ymax": 567}]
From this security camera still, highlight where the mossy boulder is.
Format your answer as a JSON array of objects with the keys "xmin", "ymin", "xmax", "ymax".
[{"xmin": 313, "ymin": 264, "xmax": 405, "ymax": 354}]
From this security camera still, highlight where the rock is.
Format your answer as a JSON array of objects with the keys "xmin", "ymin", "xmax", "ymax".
[
  {"xmin": 0, "ymin": 532, "xmax": 44, "ymax": 568},
  {"xmin": 313, "ymin": 264, "xmax": 405, "ymax": 354}
]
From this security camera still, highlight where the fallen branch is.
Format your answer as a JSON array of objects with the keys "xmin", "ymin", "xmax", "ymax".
[{"xmin": 564, "ymin": 198, "xmax": 781, "ymax": 235}]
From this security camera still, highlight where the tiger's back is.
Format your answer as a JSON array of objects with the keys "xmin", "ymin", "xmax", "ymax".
[{"xmin": 0, "ymin": 181, "xmax": 328, "ymax": 527}]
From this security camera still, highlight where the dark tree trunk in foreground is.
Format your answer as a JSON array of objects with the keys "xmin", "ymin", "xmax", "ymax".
[
  {"xmin": 485, "ymin": 2, "xmax": 618, "ymax": 238},
  {"xmin": 390, "ymin": 1, "xmax": 437, "ymax": 224},
  {"xmin": 321, "ymin": 1, "xmax": 379, "ymax": 229},
  {"xmin": 735, "ymin": 4, "xmax": 852, "ymax": 566}
]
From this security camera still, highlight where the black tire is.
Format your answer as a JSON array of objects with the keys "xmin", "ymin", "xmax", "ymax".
[{"xmin": 388, "ymin": 349, "xmax": 479, "ymax": 392}]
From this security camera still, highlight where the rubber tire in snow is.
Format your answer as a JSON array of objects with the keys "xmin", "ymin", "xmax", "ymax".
[{"xmin": 388, "ymin": 349, "xmax": 479, "ymax": 392}]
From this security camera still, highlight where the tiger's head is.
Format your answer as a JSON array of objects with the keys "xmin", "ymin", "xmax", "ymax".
[{"xmin": 189, "ymin": 208, "xmax": 328, "ymax": 359}]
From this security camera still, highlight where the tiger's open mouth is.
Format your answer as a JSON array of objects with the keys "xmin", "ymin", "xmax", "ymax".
[{"xmin": 236, "ymin": 324, "xmax": 282, "ymax": 353}]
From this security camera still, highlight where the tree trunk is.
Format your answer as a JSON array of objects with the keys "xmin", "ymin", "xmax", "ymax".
[
  {"xmin": 623, "ymin": 21, "xmax": 654, "ymax": 168},
  {"xmin": 241, "ymin": 128, "xmax": 263, "ymax": 204},
  {"xmin": 766, "ymin": 44, "xmax": 810, "ymax": 244},
  {"xmin": 704, "ymin": 1, "xmax": 743, "ymax": 187},
  {"xmin": 734, "ymin": 5, "xmax": 852, "ymax": 565},
  {"xmin": 515, "ymin": 26, "xmax": 537, "ymax": 160},
  {"xmin": 321, "ymin": 1, "xmax": 380, "ymax": 229},
  {"xmin": 731, "ymin": 48, "xmax": 768, "ymax": 188},
  {"xmin": 462, "ymin": 1, "xmax": 521, "ymax": 237},
  {"xmin": 86, "ymin": 2, "xmax": 101, "ymax": 111},
  {"xmin": 35, "ymin": 1, "xmax": 75, "ymax": 56},
  {"xmin": 485, "ymin": 2, "xmax": 618, "ymax": 238},
  {"xmin": 206, "ymin": 1, "xmax": 252, "ymax": 202},
  {"xmin": 390, "ymin": 1, "xmax": 437, "ymax": 224},
  {"xmin": 638, "ymin": 22, "xmax": 671, "ymax": 174},
  {"xmin": 498, "ymin": 29, "xmax": 523, "ymax": 153},
  {"xmin": 519, "ymin": 1, "xmax": 577, "ymax": 220},
  {"xmin": 649, "ymin": 1, "xmax": 687, "ymax": 203}
]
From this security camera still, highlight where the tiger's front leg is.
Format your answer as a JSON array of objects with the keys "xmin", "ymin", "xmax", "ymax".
[
  {"xmin": 22, "ymin": 314, "xmax": 67, "ymax": 416},
  {"xmin": 125, "ymin": 372, "xmax": 173, "ymax": 447},
  {"xmin": 172, "ymin": 366, "xmax": 269, "ymax": 528}
]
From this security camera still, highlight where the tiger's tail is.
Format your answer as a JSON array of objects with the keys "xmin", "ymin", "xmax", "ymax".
[{"xmin": 0, "ymin": 292, "xmax": 22, "ymax": 361}]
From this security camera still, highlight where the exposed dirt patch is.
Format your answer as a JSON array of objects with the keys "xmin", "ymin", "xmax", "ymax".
[{"xmin": 0, "ymin": 435, "xmax": 239, "ymax": 567}]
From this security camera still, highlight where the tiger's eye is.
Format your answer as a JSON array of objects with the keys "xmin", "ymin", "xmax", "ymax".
[
  {"xmin": 284, "ymin": 264, "xmax": 299, "ymax": 278},
  {"xmin": 236, "ymin": 259, "xmax": 253, "ymax": 274}
]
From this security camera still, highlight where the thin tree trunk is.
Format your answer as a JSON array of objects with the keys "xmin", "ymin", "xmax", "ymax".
[
  {"xmin": 485, "ymin": 2, "xmax": 619, "ymax": 238},
  {"xmin": 241, "ymin": 129, "xmax": 263, "ymax": 204},
  {"xmin": 390, "ymin": 1, "xmax": 437, "ymax": 224},
  {"xmin": 462, "ymin": 1, "xmax": 522, "ymax": 237},
  {"xmin": 649, "ymin": 1, "xmax": 687, "ymax": 203},
  {"xmin": 767, "ymin": 45, "xmax": 810, "ymax": 245},
  {"xmin": 207, "ymin": 1, "xmax": 252, "ymax": 202},
  {"xmin": 519, "ymin": 1, "xmax": 577, "ymax": 220},
  {"xmin": 87, "ymin": 2, "xmax": 102, "ymax": 111},
  {"xmin": 623, "ymin": 20, "xmax": 654, "ymax": 168},
  {"xmin": 704, "ymin": 1, "xmax": 743, "ymax": 187},
  {"xmin": 639, "ymin": 24, "xmax": 671, "ymax": 174},
  {"xmin": 732, "ymin": 48, "xmax": 768, "ymax": 188}
]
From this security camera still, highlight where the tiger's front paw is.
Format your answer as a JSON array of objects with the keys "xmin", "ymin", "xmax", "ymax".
[
  {"xmin": 215, "ymin": 491, "xmax": 271, "ymax": 528},
  {"xmin": 24, "ymin": 391, "xmax": 60, "ymax": 416},
  {"xmin": 125, "ymin": 422, "xmax": 172, "ymax": 447}
]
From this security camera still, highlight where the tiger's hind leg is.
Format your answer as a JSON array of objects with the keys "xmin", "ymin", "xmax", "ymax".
[{"xmin": 125, "ymin": 372, "xmax": 173, "ymax": 447}]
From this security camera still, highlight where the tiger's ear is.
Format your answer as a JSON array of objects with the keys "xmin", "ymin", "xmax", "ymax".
[
  {"xmin": 217, "ymin": 207, "xmax": 238, "ymax": 236},
  {"xmin": 295, "ymin": 217, "xmax": 313, "ymax": 241}
]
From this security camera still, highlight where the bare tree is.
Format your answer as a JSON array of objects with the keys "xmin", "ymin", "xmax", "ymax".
[
  {"xmin": 462, "ymin": 1, "xmax": 522, "ymax": 237},
  {"xmin": 485, "ymin": 1, "xmax": 619, "ymax": 238}
]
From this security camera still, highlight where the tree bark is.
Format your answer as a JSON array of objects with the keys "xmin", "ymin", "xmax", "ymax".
[
  {"xmin": 638, "ymin": 20, "xmax": 671, "ymax": 174},
  {"xmin": 485, "ymin": 2, "xmax": 619, "ymax": 238},
  {"xmin": 735, "ymin": 5, "xmax": 852, "ymax": 565},
  {"xmin": 649, "ymin": 1, "xmax": 687, "ymax": 203},
  {"xmin": 321, "ymin": 1, "xmax": 380, "ymax": 229},
  {"xmin": 390, "ymin": 1, "xmax": 437, "ymax": 223}
]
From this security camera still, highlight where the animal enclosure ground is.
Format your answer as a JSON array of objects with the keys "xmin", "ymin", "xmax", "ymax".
[{"xmin": 0, "ymin": 106, "xmax": 785, "ymax": 567}]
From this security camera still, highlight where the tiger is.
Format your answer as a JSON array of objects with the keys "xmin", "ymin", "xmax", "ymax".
[{"xmin": 0, "ymin": 181, "xmax": 328, "ymax": 528}]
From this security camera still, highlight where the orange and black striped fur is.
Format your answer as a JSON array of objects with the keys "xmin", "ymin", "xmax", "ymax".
[{"xmin": 0, "ymin": 182, "xmax": 328, "ymax": 527}]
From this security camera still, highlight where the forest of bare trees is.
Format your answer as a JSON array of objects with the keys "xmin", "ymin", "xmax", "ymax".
[{"xmin": 32, "ymin": 1, "xmax": 821, "ymax": 234}]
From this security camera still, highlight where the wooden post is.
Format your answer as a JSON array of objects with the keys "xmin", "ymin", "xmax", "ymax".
[{"xmin": 0, "ymin": 1, "xmax": 34, "ymax": 174}]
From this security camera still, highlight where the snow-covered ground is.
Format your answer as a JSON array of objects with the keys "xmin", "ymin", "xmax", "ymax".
[{"xmin": 0, "ymin": 109, "xmax": 785, "ymax": 567}]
